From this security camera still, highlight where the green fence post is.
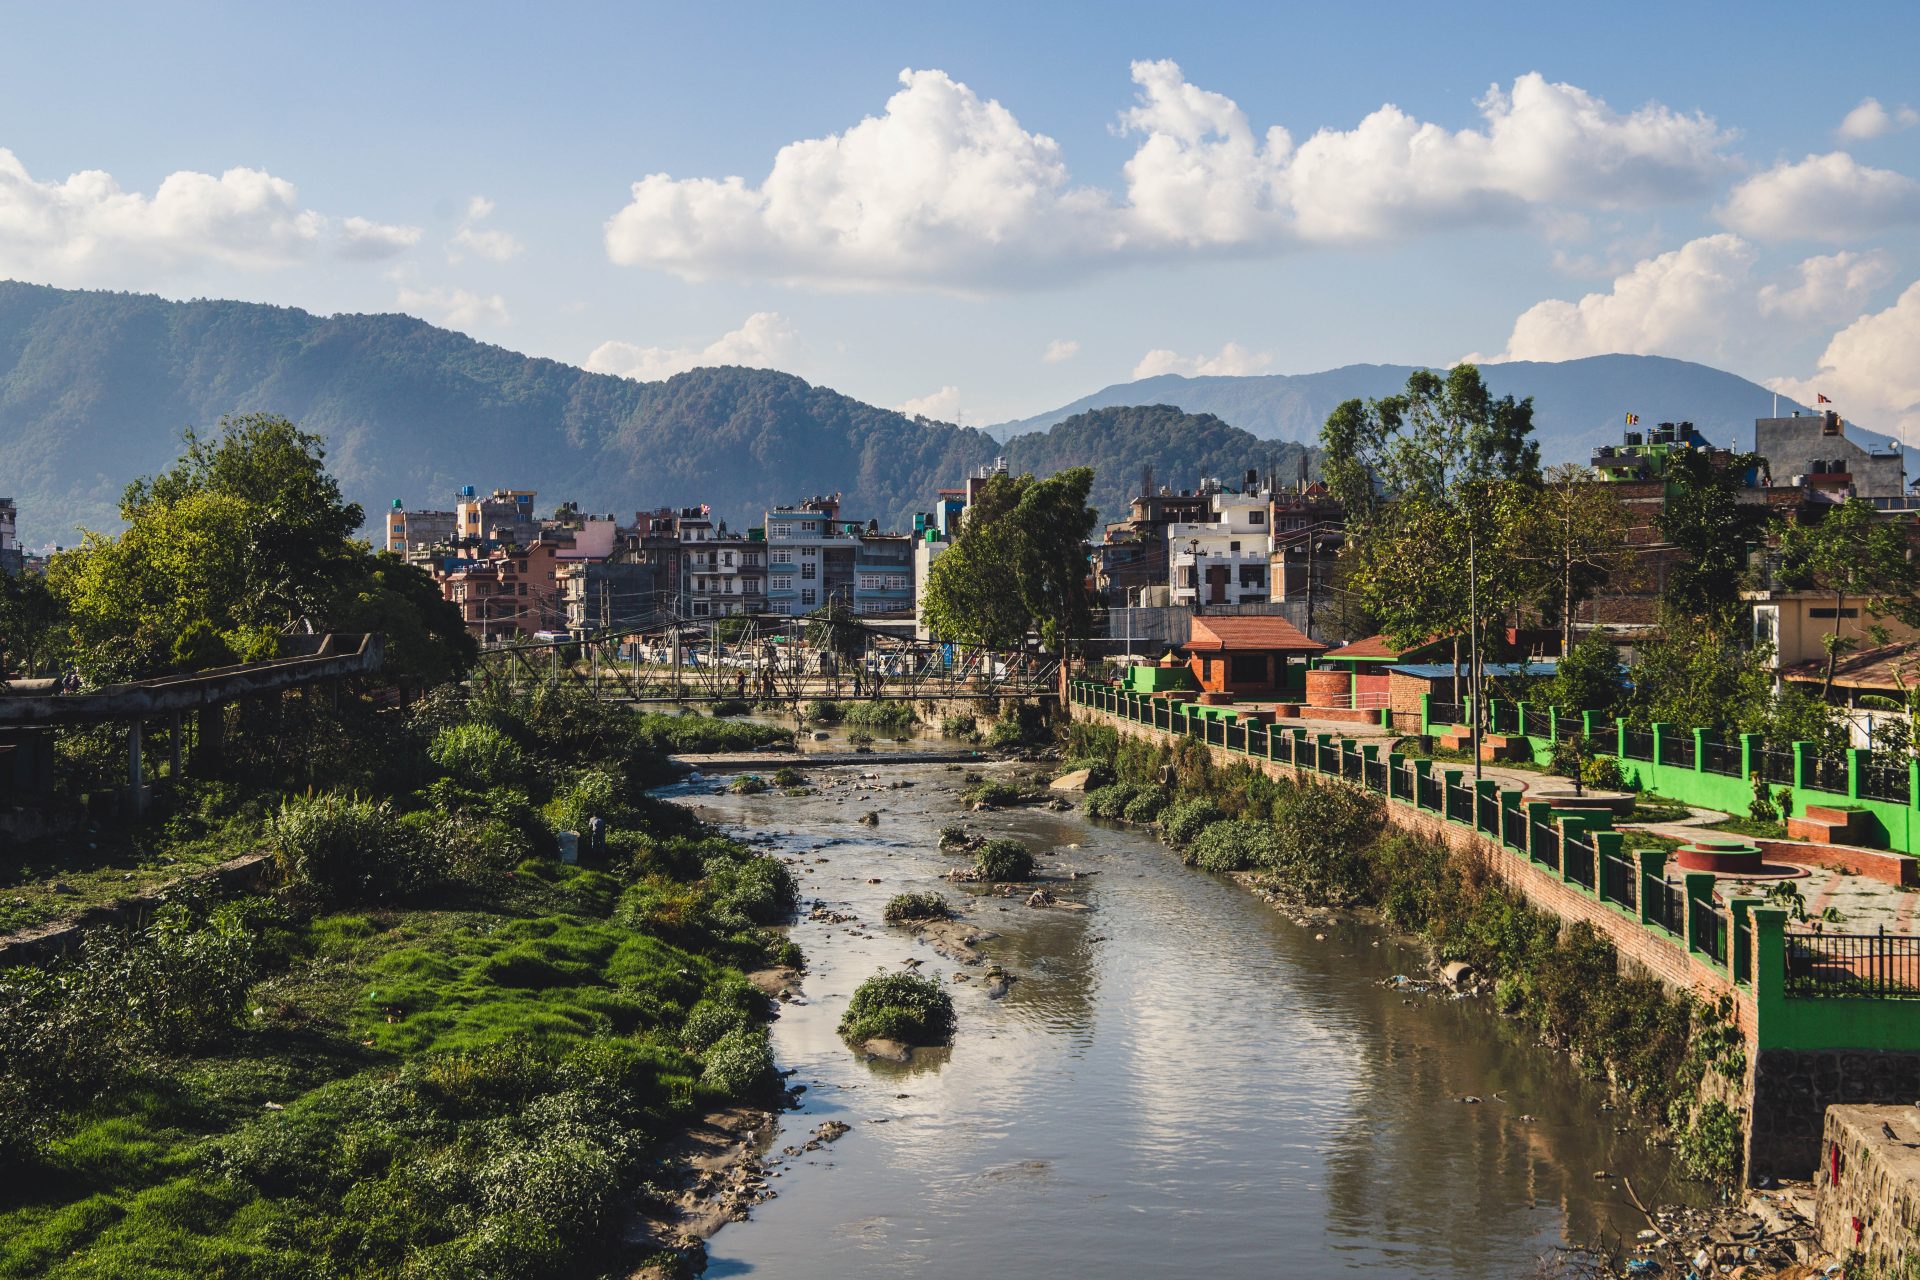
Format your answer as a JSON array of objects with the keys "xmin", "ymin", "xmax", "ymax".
[
  {"xmin": 1594, "ymin": 830, "xmax": 1624, "ymax": 904},
  {"xmin": 1636, "ymin": 849, "xmax": 1668, "ymax": 928},
  {"xmin": 1614, "ymin": 715, "xmax": 1628, "ymax": 759},
  {"xmin": 1474, "ymin": 777, "xmax": 1498, "ymax": 832},
  {"xmin": 1546, "ymin": 705, "xmax": 1560, "ymax": 744},
  {"xmin": 1524, "ymin": 800, "xmax": 1551, "ymax": 858},
  {"xmin": 1846, "ymin": 746, "xmax": 1869, "ymax": 802},
  {"xmin": 1420, "ymin": 692, "xmax": 1433, "ymax": 736},
  {"xmin": 1412, "ymin": 757, "xmax": 1434, "ymax": 809},
  {"xmin": 1791, "ymin": 740, "xmax": 1810, "ymax": 792},
  {"xmin": 1739, "ymin": 733, "xmax": 1762, "ymax": 791},
  {"xmin": 1650, "ymin": 722, "xmax": 1669, "ymax": 772},
  {"xmin": 1441, "ymin": 768, "xmax": 1463, "ymax": 822},
  {"xmin": 1515, "ymin": 700, "xmax": 1529, "ymax": 739},
  {"xmin": 1728, "ymin": 896, "xmax": 1761, "ymax": 988},
  {"xmin": 1498, "ymin": 788, "xmax": 1524, "ymax": 849},
  {"xmin": 1692, "ymin": 726, "xmax": 1709, "ymax": 777},
  {"xmin": 1486, "ymin": 698, "xmax": 1503, "ymax": 736},
  {"xmin": 1750, "ymin": 908, "xmax": 1787, "ymax": 1048}
]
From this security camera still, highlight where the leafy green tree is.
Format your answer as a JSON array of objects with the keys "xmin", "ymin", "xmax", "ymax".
[
  {"xmin": 1319, "ymin": 363, "xmax": 1539, "ymax": 513},
  {"xmin": 1655, "ymin": 449, "xmax": 1772, "ymax": 618},
  {"xmin": 1776, "ymin": 497, "xmax": 1920, "ymax": 698},
  {"xmin": 923, "ymin": 467, "xmax": 1096, "ymax": 652},
  {"xmin": 804, "ymin": 598, "xmax": 863, "ymax": 659},
  {"xmin": 333, "ymin": 553, "xmax": 478, "ymax": 688},
  {"xmin": 1539, "ymin": 631, "xmax": 1624, "ymax": 716},
  {"xmin": 1623, "ymin": 608, "xmax": 1833, "ymax": 747},
  {"xmin": 0, "ymin": 570, "xmax": 65, "ymax": 678},
  {"xmin": 1517, "ymin": 464, "xmax": 1636, "ymax": 657}
]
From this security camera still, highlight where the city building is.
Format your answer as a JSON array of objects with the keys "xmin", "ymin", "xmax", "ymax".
[
  {"xmin": 680, "ymin": 519, "xmax": 766, "ymax": 618},
  {"xmin": 0, "ymin": 497, "xmax": 19, "ymax": 574},
  {"xmin": 1756, "ymin": 409, "xmax": 1907, "ymax": 503},
  {"xmin": 454, "ymin": 486, "xmax": 539, "ymax": 546},
  {"xmin": 1168, "ymin": 483, "xmax": 1274, "ymax": 609},
  {"xmin": 764, "ymin": 494, "xmax": 910, "ymax": 616},
  {"xmin": 384, "ymin": 500, "xmax": 456, "ymax": 557},
  {"xmin": 561, "ymin": 560, "xmax": 665, "ymax": 636},
  {"xmin": 1181, "ymin": 614, "xmax": 1323, "ymax": 697}
]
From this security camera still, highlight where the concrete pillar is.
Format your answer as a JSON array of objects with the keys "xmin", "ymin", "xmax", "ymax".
[
  {"xmin": 1749, "ymin": 907, "xmax": 1788, "ymax": 1046},
  {"xmin": 1636, "ymin": 849, "xmax": 1669, "ymax": 928},
  {"xmin": 170, "ymin": 712, "xmax": 183, "ymax": 779}
]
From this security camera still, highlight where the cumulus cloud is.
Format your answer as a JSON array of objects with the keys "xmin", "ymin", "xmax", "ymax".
[
  {"xmin": 1771, "ymin": 281, "xmax": 1920, "ymax": 439},
  {"xmin": 447, "ymin": 194, "xmax": 523, "ymax": 263},
  {"xmin": 1718, "ymin": 152, "xmax": 1920, "ymax": 241},
  {"xmin": 894, "ymin": 385, "xmax": 962, "ymax": 421},
  {"xmin": 1042, "ymin": 338, "xmax": 1080, "ymax": 364},
  {"xmin": 337, "ymin": 216, "xmax": 422, "ymax": 260},
  {"xmin": 584, "ymin": 311, "xmax": 799, "ymax": 381},
  {"xmin": 1133, "ymin": 341, "xmax": 1272, "ymax": 379},
  {"xmin": 0, "ymin": 146, "xmax": 416, "ymax": 282},
  {"xmin": 395, "ymin": 285, "xmax": 509, "ymax": 329},
  {"xmin": 1838, "ymin": 98, "xmax": 1920, "ymax": 141},
  {"xmin": 603, "ymin": 64, "xmax": 1736, "ymax": 291},
  {"xmin": 1490, "ymin": 235, "xmax": 1896, "ymax": 365}
]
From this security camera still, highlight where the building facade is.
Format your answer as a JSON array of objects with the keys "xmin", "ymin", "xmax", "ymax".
[
  {"xmin": 1168, "ymin": 487, "xmax": 1274, "ymax": 609},
  {"xmin": 0, "ymin": 497, "xmax": 19, "ymax": 574}
]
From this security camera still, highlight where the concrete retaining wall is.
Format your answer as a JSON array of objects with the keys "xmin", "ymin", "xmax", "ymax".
[{"xmin": 1814, "ymin": 1104, "xmax": 1920, "ymax": 1266}]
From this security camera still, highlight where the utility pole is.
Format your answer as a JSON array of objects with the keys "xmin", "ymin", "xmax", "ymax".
[{"xmin": 1468, "ymin": 521, "xmax": 1482, "ymax": 782}]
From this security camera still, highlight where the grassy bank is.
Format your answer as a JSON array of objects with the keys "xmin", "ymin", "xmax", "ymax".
[
  {"xmin": 1065, "ymin": 721, "xmax": 1747, "ymax": 1185},
  {"xmin": 0, "ymin": 688, "xmax": 798, "ymax": 1279}
]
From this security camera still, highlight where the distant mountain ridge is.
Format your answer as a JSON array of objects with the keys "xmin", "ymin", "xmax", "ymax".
[
  {"xmin": 0, "ymin": 281, "xmax": 1311, "ymax": 546},
  {"xmin": 989, "ymin": 355, "xmax": 1850, "ymax": 462}
]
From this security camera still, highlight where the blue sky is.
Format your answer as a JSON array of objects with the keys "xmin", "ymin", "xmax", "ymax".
[{"xmin": 2, "ymin": 0, "xmax": 1917, "ymax": 433}]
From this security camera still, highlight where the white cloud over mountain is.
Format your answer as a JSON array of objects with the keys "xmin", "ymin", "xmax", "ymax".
[
  {"xmin": 1837, "ymin": 97, "xmax": 1919, "ymax": 141},
  {"xmin": 0, "ymin": 147, "xmax": 418, "ymax": 282},
  {"xmin": 894, "ymin": 385, "xmax": 962, "ymax": 421},
  {"xmin": 603, "ymin": 64, "xmax": 1738, "ymax": 291},
  {"xmin": 585, "ymin": 311, "xmax": 800, "ymax": 381},
  {"xmin": 1718, "ymin": 152, "xmax": 1920, "ymax": 242},
  {"xmin": 395, "ymin": 285, "xmax": 509, "ymax": 329},
  {"xmin": 1492, "ymin": 236, "xmax": 1891, "ymax": 365},
  {"xmin": 448, "ymin": 195, "xmax": 523, "ymax": 263},
  {"xmin": 1771, "ymin": 281, "xmax": 1920, "ymax": 440},
  {"xmin": 1133, "ymin": 341, "xmax": 1272, "ymax": 379},
  {"xmin": 1042, "ymin": 338, "xmax": 1080, "ymax": 364}
]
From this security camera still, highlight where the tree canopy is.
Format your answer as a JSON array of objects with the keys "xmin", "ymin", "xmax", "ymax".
[
  {"xmin": 921, "ymin": 467, "xmax": 1097, "ymax": 651},
  {"xmin": 1655, "ymin": 448, "xmax": 1772, "ymax": 617},
  {"xmin": 1776, "ymin": 497, "xmax": 1920, "ymax": 697}
]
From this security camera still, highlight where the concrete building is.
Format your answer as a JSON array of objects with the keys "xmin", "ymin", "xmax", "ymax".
[
  {"xmin": 680, "ymin": 523, "xmax": 765, "ymax": 619},
  {"xmin": 0, "ymin": 497, "xmax": 19, "ymax": 574},
  {"xmin": 764, "ymin": 494, "xmax": 916, "ymax": 617},
  {"xmin": 1756, "ymin": 409, "xmax": 1906, "ymax": 502},
  {"xmin": 384, "ymin": 500, "xmax": 457, "ymax": 557},
  {"xmin": 1168, "ymin": 487, "xmax": 1274, "ymax": 609},
  {"xmin": 561, "ymin": 560, "xmax": 665, "ymax": 636},
  {"xmin": 454, "ymin": 486, "xmax": 539, "ymax": 547}
]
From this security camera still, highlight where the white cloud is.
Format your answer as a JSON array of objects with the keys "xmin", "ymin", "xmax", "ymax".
[
  {"xmin": 1491, "ymin": 235, "xmax": 1901, "ymax": 366},
  {"xmin": 1770, "ymin": 280, "xmax": 1920, "ymax": 440},
  {"xmin": 893, "ymin": 385, "xmax": 962, "ymax": 422},
  {"xmin": 0, "ymin": 147, "xmax": 418, "ymax": 283},
  {"xmin": 1042, "ymin": 338, "xmax": 1080, "ymax": 364},
  {"xmin": 395, "ymin": 285, "xmax": 509, "ymax": 329},
  {"xmin": 1838, "ymin": 97, "xmax": 1920, "ymax": 141},
  {"xmin": 603, "ymin": 64, "xmax": 1736, "ymax": 291},
  {"xmin": 1718, "ymin": 152, "xmax": 1920, "ymax": 241},
  {"xmin": 337, "ymin": 216, "xmax": 422, "ymax": 260},
  {"xmin": 447, "ymin": 194, "xmax": 523, "ymax": 263},
  {"xmin": 1756, "ymin": 249, "xmax": 1893, "ymax": 320},
  {"xmin": 584, "ymin": 311, "xmax": 800, "ymax": 381},
  {"xmin": 1132, "ymin": 341, "xmax": 1272, "ymax": 379}
]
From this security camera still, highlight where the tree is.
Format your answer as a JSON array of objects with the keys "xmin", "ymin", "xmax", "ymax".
[
  {"xmin": 1656, "ymin": 448, "xmax": 1772, "ymax": 618},
  {"xmin": 804, "ymin": 598, "xmax": 863, "ymax": 660},
  {"xmin": 1516, "ymin": 464, "xmax": 1636, "ymax": 656},
  {"xmin": 0, "ymin": 570, "xmax": 65, "ymax": 679},
  {"xmin": 922, "ymin": 467, "xmax": 1096, "ymax": 652},
  {"xmin": 1776, "ymin": 497, "xmax": 1920, "ymax": 698},
  {"xmin": 1626, "ymin": 609, "xmax": 1776, "ymax": 735},
  {"xmin": 1319, "ymin": 363, "xmax": 1540, "ymax": 513},
  {"xmin": 1538, "ymin": 631, "xmax": 1625, "ymax": 716}
]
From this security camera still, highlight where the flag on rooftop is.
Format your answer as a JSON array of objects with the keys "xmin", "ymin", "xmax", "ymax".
[
  {"xmin": 1625, "ymin": 412, "xmax": 1639, "ymax": 425},
  {"xmin": 1817, "ymin": 394, "xmax": 1832, "ymax": 404}
]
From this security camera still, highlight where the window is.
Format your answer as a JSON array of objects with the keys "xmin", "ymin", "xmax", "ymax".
[
  {"xmin": 801, "ymin": 588, "xmax": 816, "ymax": 606},
  {"xmin": 801, "ymin": 563, "xmax": 816, "ymax": 580},
  {"xmin": 1238, "ymin": 565, "xmax": 1265, "ymax": 588},
  {"xmin": 771, "ymin": 575, "xmax": 793, "ymax": 591},
  {"xmin": 801, "ymin": 521, "xmax": 817, "ymax": 532},
  {"xmin": 722, "ymin": 552, "xmax": 734, "ymax": 566},
  {"xmin": 1229, "ymin": 654, "xmax": 1268, "ymax": 684},
  {"xmin": 1229, "ymin": 540, "xmax": 1241, "ymax": 552},
  {"xmin": 1249, "ymin": 510, "xmax": 1266, "ymax": 526},
  {"xmin": 772, "ymin": 549, "xmax": 792, "ymax": 564}
]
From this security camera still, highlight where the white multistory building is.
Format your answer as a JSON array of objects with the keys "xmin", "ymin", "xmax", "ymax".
[{"xmin": 1167, "ymin": 484, "xmax": 1273, "ymax": 609}]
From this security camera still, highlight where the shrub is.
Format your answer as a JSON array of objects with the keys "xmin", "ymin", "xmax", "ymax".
[
  {"xmin": 1158, "ymin": 797, "xmax": 1222, "ymax": 845},
  {"xmin": 964, "ymin": 779, "xmax": 1028, "ymax": 808},
  {"xmin": 710, "ymin": 698, "xmax": 751, "ymax": 717},
  {"xmin": 700, "ymin": 849, "xmax": 799, "ymax": 932},
  {"xmin": 1186, "ymin": 819, "xmax": 1283, "ymax": 873},
  {"xmin": 842, "ymin": 700, "xmax": 917, "ymax": 731},
  {"xmin": 772, "ymin": 766, "xmax": 805, "ymax": 787},
  {"xmin": 1083, "ymin": 781, "xmax": 1140, "ymax": 818},
  {"xmin": 884, "ymin": 892, "xmax": 951, "ymax": 923},
  {"xmin": 547, "ymin": 767, "xmax": 625, "ymax": 834},
  {"xmin": 728, "ymin": 775, "xmax": 771, "ymax": 795},
  {"xmin": 1583, "ymin": 754, "xmax": 1627, "ymax": 791},
  {"xmin": 839, "ymin": 972, "xmax": 955, "ymax": 1046},
  {"xmin": 267, "ymin": 791, "xmax": 412, "ymax": 903},
  {"xmin": 1748, "ymin": 772, "xmax": 1778, "ymax": 822},
  {"xmin": 937, "ymin": 824, "xmax": 971, "ymax": 849},
  {"xmin": 974, "ymin": 838, "xmax": 1034, "ymax": 882},
  {"xmin": 429, "ymin": 721, "xmax": 527, "ymax": 790},
  {"xmin": 701, "ymin": 1028, "xmax": 775, "ymax": 1098},
  {"xmin": 940, "ymin": 713, "xmax": 979, "ymax": 740},
  {"xmin": 1262, "ymin": 784, "xmax": 1384, "ymax": 905},
  {"xmin": 805, "ymin": 699, "xmax": 843, "ymax": 724},
  {"xmin": 1122, "ymin": 788, "xmax": 1170, "ymax": 823}
]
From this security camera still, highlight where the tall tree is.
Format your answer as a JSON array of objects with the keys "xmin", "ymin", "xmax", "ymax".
[
  {"xmin": 1777, "ymin": 497, "xmax": 1920, "ymax": 697},
  {"xmin": 0, "ymin": 569, "xmax": 65, "ymax": 679},
  {"xmin": 922, "ymin": 467, "xmax": 1096, "ymax": 652},
  {"xmin": 1655, "ymin": 448, "xmax": 1772, "ymax": 619},
  {"xmin": 1515, "ymin": 463, "xmax": 1636, "ymax": 656},
  {"xmin": 1319, "ymin": 363, "xmax": 1540, "ymax": 512}
]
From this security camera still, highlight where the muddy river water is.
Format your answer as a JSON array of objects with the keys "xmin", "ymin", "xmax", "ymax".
[{"xmin": 672, "ymin": 741, "xmax": 1698, "ymax": 1278}]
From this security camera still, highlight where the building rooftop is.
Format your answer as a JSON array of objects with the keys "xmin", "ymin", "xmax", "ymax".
[{"xmin": 1185, "ymin": 615, "xmax": 1325, "ymax": 653}]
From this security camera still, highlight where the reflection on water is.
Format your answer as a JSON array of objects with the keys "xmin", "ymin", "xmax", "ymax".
[{"xmin": 671, "ymin": 758, "xmax": 1697, "ymax": 1279}]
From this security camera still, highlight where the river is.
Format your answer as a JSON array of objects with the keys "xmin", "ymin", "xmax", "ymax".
[{"xmin": 672, "ymin": 738, "xmax": 1697, "ymax": 1278}]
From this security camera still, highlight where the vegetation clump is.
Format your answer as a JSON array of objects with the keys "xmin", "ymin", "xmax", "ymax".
[
  {"xmin": 883, "ymin": 892, "xmax": 952, "ymax": 923},
  {"xmin": 940, "ymin": 713, "xmax": 980, "ymax": 740},
  {"xmin": 1158, "ymin": 797, "xmax": 1223, "ymax": 846},
  {"xmin": 973, "ymin": 839, "xmax": 1035, "ymax": 883},
  {"xmin": 839, "ymin": 972, "xmax": 956, "ymax": 1047},
  {"xmin": 840, "ymin": 700, "xmax": 918, "ymax": 731}
]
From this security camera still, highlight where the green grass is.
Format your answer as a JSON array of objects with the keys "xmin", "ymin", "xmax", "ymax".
[{"xmin": 1706, "ymin": 815, "xmax": 1788, "ymax": 839}]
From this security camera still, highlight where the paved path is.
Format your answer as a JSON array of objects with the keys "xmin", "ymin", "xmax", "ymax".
[{"xmin": 673, "ymin": 749, "xmax": 993, "ymax": 773}]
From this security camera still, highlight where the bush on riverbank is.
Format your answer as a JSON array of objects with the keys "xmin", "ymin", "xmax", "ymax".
[
  {"xmin": 840, "ymin": 700, "xmax": 918, "ymax": 731},
  {"xmin": 805, "ymin": 699, "xmax": 842, "ymax": 724},
  {"xmin": 940, "ymin": 713, "xmax": 980, "ymax": 740},
  {"xmin": 839, "ymin": 972, "xmax": 956, "ymax": 1046},
  {"xmin": 884, "ymin": 891, "xmax": 952, "ymax": 923},
  {"xmin": 1084, "ymin": 781, "xmax": 1143, "ymax": 818},
  {"xmin": 986, "ymin": 702, "xmax": 1050, "ymax": 749},
  {"xmin": 1158, "ymin": 797, "xmax": 1222, "ymax": 845},
  {"xmin": 1186, "ymin": 819, "xmax": 1283, "ymax": 873}
]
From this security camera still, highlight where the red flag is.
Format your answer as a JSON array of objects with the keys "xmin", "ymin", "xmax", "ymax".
[{"xmin": 1817, "ymin": 394, "xmax": 1832, "ymax": 404}]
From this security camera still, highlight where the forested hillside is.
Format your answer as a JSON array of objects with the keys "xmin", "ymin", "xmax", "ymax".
[{"xmin": 0, "ymin": 282, "xmax": 1318, "ymax": 544}]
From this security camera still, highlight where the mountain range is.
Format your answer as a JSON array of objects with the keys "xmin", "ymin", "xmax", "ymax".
[
  {"xmin": 0, "ymin": 280, "xmax": 1882, "ymax": 549},
  {"xmin": 988, "ymin": 355, "xmax": 1822, "ymax": 458}
]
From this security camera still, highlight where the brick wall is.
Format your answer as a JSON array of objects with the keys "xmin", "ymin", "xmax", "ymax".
[
  {"xmin": 1304, "ymin": 668, "xmax": 1351, "ymax": 708},
  {"xmin": 1813, "ymin": 1104, "xmax": 1920, "ymax": 1265}
]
